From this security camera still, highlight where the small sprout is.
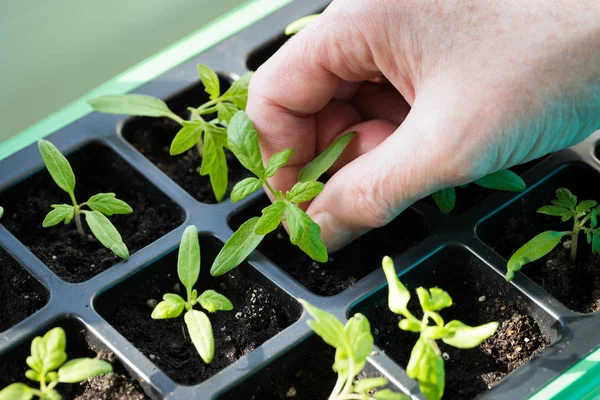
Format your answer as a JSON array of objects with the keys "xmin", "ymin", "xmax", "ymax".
[
  {"xmin": 88, "ymin": 65, "xmax": 252, "ymax": 202},
  {"xmin": 506, "ymin": 187, "xmax": 600, "ymax": 281},
  {"xmin": 432, "ymin": 169, "xmax": 526, "ymax": 213},
  {"xmin": 300, "ymin": 300, "xmax": 408, "ymax": 400},
  {"xmin": 210, "ymin": 111, "xmax": 355, "ymax": 276},
  {"xmin": 0, "ymin": 327, "xmax": 112, "ymax": 400},
  {"xmin": 285, "ymin": 14, "xmax": 320, "ymax": 35},
  {"xmin": 0, "ymin": 206, "xmax": 3, "ymax": 218},
  {"xmin": 382, "ymin": 257, "xmax": 498, "ymax": 400},
  {"xmin": 38, "ymin": 139, "xmax": 132, "ymax": 260},
  {"xmin": 151, "ymin": 225, "xmax": 232, "ymax": 364}
]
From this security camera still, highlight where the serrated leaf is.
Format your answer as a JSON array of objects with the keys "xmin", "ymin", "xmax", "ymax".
[
  {"xmin": 170, "ymin": 121, "xmax": 203, "ymax": 156},
  {"xmin": 222, "ymin": 72, "xmax": 253, "ymax": 109},
  {"xmin": 354, "ymin": 377, "xmax": 388, "ymax": 394},
  {"xmin": 298, "ymin": 132, "xmax": 355, "ymax": 182},
  {"xmin": 265, "ymin": 149, "xmax": 295, "ymax": 178},
  {"xmin": 254, "ymin": 201, "xmax": 286, "ymax": 235},
  {"xmin": 210, "ymin": 217, "xmax": 264, "ymax": 276},
  {"xmin": 227, "ymin": 111, "xmax": 265, "ymax": 177},
  {"xmin": 286, "ymin": 203, "xmax": 328, "ymax": 262},
  {"xmin": 87, "ymin": 94, "xmax": 177, "ymax": 119},
  {"xmin": 38, "ymin": 139, "xmax": 76, "ymax": 196},
  {"xmin": 381, "ymin": 256, "xmax": 411, "ymax": 316},
  {"xmin": 555, "ymin": 188, "xmax": 577, "ymax": 208},
  {"xmin": 57, "ymin": 358, "xmax": 112, "ymax": 383},
  {"xmin": 473, "ymin": 170, "xmax": 526, "ymax": 192},
  {"xmin": 42, "ymin": 204, "xmax": 74, "ymax": 227},
  {"xmin": 506, "ymin": 231, "xmax": 568, "ymax": 281},
  {"xmin": 537, "ymin": 205, "xmax": 572, "ymax": 220},
  {"xmin": 83, "ymin": 211, "xmax": 129, "ymax": 260},
  {"xmin": 231, "ymin": 177, "xmax": 263, "ymax": 203},
  {"xmin": 284, "ymin": 14, "xmax": 320, "ymax": 35},
  {"xmin": 178, "ymin": 225, "xmax": 200, "ymax": 300},
  {"xmin": 406, "ymin": 337, "xmax": 445, "ymax": 400},
  {"xmin": 198, "ymin": 290, "xmax": 233, "ymax": 313},
  {"xmin": 287, "ymin": 181, "xmax": 325, "ymax": 203},
  {"xmin": 185, "ymin": 310, "xmax": 214, "ymax": 364},
  {"xmin": 0, "ymin": 383, "xmax": 34, "ymax": 400},
  {"xmin": 432, "ymin": 187, "xmax": 455, "ymax": 214},
  {"xmin": 200, "ymin": 127, "xmax": 229, "ymax": 202},
  {"xmin": 576, "ymin": 200, "xmax": 597, "ymax": 213},
  {"xmin": 217, "ymin": 101, "xmax": 238, "ymax": 125},
  {"xmin": 442, "ymin": 321, "xmax": 499, "ymax": 349},
  {"xmin": 151, "ymin": 293, "xmax": 185, "ymax": 319},
  {"xmin": 87, "ymin": 193, "xmax": 132, "ymax": 216},
  {"xmin": 299, "ymin": 300, "xmax": 347, "ymax": 350},
  {"xmin": 197, "ymin": 64, "xmax": 220, "ymax": 100}
]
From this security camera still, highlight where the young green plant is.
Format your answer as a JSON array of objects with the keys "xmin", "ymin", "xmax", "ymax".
[
  {"xmin": 382, "ymin": 257, "xmax": 498, "ymax": 400},
  {"xmin": 285, "ymin": 14, "xmax": 320, "ymax": 35},
  {"xmin": 0, "ymin": 206, "xmax": 3, "ymax": 219},
  {"xmin": 38, "ymin": 139, "xmax": 131, "ymax": 260},
  {"xmin": 210, "ymin": 111, "xmax": 355, "ymax": 276},
  {"xmin": 88, "ymin": 65, "xmax": 252, "ymax": 202},
  {"xmin": 300, "ymin": 300, "xmax": 407, "ymax": 400},
  {"xmin": 505, "ymin": 187, "xmax": 600, "ymax": 281},
  {"xmin": 0, "ymin": 327, "xmax": 112, "ymax": 400},
  {"xmin": 151, "ymin": 225, "xmax": 233, "ymax": 364},
  {"xmin": 432, "ymin": 170, "xmax": 526, "ymax": 213}
]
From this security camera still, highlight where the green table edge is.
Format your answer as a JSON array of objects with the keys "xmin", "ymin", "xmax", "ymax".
[{"xmin": 0, "ymin": 0, "xmax": 598, "ymax": 398}]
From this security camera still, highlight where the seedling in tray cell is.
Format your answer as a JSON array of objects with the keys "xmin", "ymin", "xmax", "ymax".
[
  {"xmin": 505, "ymin": 187, "xmax": 600, "ymax": 281},
  {"xmin": 0, "ymin": 327, "xmax": 112, "ymax": 400},
  {"xmin": 382, "ymin": 257, "xmax": 498, "ymax": 400},
  {"xmin": 210, "ymin": 111, "xmax": 355, "ymax": 276},
  {"xmin": 37, "ymin": 139, "xmax": 132, "ymax": 260},
  {"xmin": 88, "ymin": 65, "xmax": 252, "ymax": 202},
  {"xmin": 300, "ymin": 300, "xmax": 407, "ymax": 400},
  {"xmin": 150, "ymin": 225, "xmax": 233, "ymax": 364}
]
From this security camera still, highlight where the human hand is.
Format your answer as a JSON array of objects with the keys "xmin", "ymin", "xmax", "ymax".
[{"xmin": 246, "ymin": 0, "xmax": 600, "ymax": 252}]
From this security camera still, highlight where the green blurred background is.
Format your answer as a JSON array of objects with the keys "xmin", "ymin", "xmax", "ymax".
[{"xmin": 0, "ymin": 0, "xmax": 247, "ymax": 143}]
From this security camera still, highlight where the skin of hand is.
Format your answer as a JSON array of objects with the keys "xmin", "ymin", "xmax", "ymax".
[{"xmin": 246, "ymin": 0, "xmax": 600, "ymax": 252}]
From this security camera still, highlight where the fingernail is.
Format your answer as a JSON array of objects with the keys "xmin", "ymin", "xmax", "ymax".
[{"xmin": 311, "ymin": 211, "xmax": 354, "ymax": 253}]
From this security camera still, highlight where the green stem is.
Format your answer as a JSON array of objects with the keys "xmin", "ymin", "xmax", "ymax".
[
  {"xmin": 196, "ymin": 135, "xmax": 204, "ymax": 158},
  {"xmin": 167, "ymin": 112, "xmax": 185, "ymax": 125},
  {"xmin": 571, "ymin": 230, "xmax": 579, "ymax": 263},
  {"xmin": 329, "ymin": 373, "xmax": 346, "ymax": 400},
  {"xmin": 339, "ymin": 363, "xmax": 356, "ymax": 397},
  {"xmin": 69, "ymin": 193, "xmax": 85, "ymax": 237},
  {"xmin": 195, "ymin": 98, "xmax": 219, "ymax": 113}
]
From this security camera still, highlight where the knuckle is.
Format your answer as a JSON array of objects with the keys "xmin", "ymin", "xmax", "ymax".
[{"xmin": 345, "ymin": 175, "xmax": 397, "ymax": 229}]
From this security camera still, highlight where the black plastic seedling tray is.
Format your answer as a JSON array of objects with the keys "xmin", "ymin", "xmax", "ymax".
[{"xmin": 2, "ymin": 0, "xmax": 600, "ymax": 399}]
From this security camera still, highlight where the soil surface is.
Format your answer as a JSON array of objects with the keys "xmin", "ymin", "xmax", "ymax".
[
  {"xmin": 231, "ymin": 196, "xmax": 429, "ymax": 296},
  {"xmin": 0, "ymin": 249, "xmax": 48, "ymax": 332},
  {"xmin": 0, "ymin": 144, "xmax": 183, "ymax": 283},
  {"xmin": 99, "ymin": 237, "xmax": 298, "ymax": 385},
  {"xmin": 121, "ymin": 88, "xmax": 251, "ymax": 204},
  {"xmin": 354, "ymin": 248, "xmax": 550, "ymax": 399}
]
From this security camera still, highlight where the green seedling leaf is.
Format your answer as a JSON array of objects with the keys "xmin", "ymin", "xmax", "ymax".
[
  {"xmin": 227, "ymin": 111, "xmax": 265, "ymax": 177},
  {"xmin": 178, "ymin": 226, "xmax": 200, "ymax": 300},
  {"xmin": 473, "ymin": 169, "xmax": 526, "ymax": 192},
  {"xmin": 593, "ymin": 233, "xmax": 600, "ymax": 254},
  {"xmin": 427, "ymin": 288, "xmax": 453, "ymax": 312},
  {"xmin": 42, "ymin": 204, "xmax": 74, "ymax": 227},
  {"xmin": 254, "ymin": 201, "xmax": 286, "ymax": 235},
  {"xmin": 231, "ymin": 177, "xmax": 263, "ymax": 203},
  {"xmin": 554, "ymin": 188, "xmax": 577, "ymax": 208},
  {"xmin": 537, "ymin": 205, "xmax": 572, "ymax": 221},
  {"xmin": 592, "ymin": 209, "xmax": 598, "ymax": 228},
  {"xmin": 211, "ymin": 217, "xmax": 265, "ymax": 276},
  {"xmin": 57, "ymin": 358, "xmax": 112, "ymax": 383},
  {"xmin": 298, "ymin": 132, "xmax": 355, "ymax": 182},
  {"xmin": 286, "ymin": 203, "xmax": 328, "ymax": 262},
  {"xmin": 354, "ymin": 377, "xmax": 388, "ymax": 394},
  {"xmin": 83, "ymin": 210, "xmax": 129, "ymax": 260},
  {"xmin": 0, "ymin": 206, "xmax": 3, "ymax": 219},
  {"xmin": 432, "ymin": 187, "xmax": 456, "ymax": 214},
  {"xmin": 382, "ymin": 256, "xmax": 411, "ymax": 316},
  {"xmin": 38, "ymin": 139, "xmax": 76, "ymax": 196},
  {"xmin": 506, "ymin": 230, "xmax": 568, "ymax": 281},
  {"xmin": 285, "ymin": 14, "xmax": 320, "ymax": 35},
  {"xmin": 442, "ymin": 321, "xmax": 499, "ymax": 349},
  {"xmin": 399, "ymin": 319, "xmax": 421, "ymax": 332},
  {"xmin": 170, "ymin": 121, "xmax": 204, "ymax": 156},
  {"xmin": 151, "ymin": 293, "xmax": 185, "ymax": 319},
  {"xmin": 197, "ymin": 64, "xmax": 220, "ymax": 100},
  {"xmin": 576, "ymin": 200, "xmax": 598, "ymax": 213},
  {"xmin": 87, "ymin": 94, "xmax": 178, "ymax": 120},
  {"xmin": 374, "ymin": 389, "xmax": 409, "ymax": 400},
  {"xmin": 287, "ymin": 181, "xmax": 325, "ymax": 203},
  {"xmin": 406, "ymin": 337, "xmax": 445, "ymax": 400},
  {"xmin": 265, "ymin": 149, "xmax": 295, "ymax": 178},
  {"xmin": 198, "ymin": 290, "xmax": 233, "ymax": 313},
  {"xmin": 24, "ymin": 370, "xmax": 39, "ymax": 382},
  {"xmin": 222, "ymin": 72, "xmax": 253, "ymax": 110},
  {"xmin": 27, "ymin": 327, "xmax": 67, "ymax": 374},
  {"xmin": 200, "ymin": 127, "xmax": 229, "ymax": 202},
  {"xmin": 217, "ymin": 101, "xmax": 239, "ymax": 125},
  {"xmin": 41, "ymin": 390, "xmax": 61, "ymax": 400},
  {"xmin": 185, "ymin": 310, "xmax": 215, "ymax": 364},
  {"xmin": 0, "ymin": 383, "xmax": 34, "ymax": 400},
  {"xmin": 299, "ymin": 300, "xmax": 347, "ymax": 350},
  {"xmin": 345, "ymin": 313, "xmax": 373, "ymax": 367},
  {"xmin": 87, "ymin": 193, "xmax": 132, "ymax": 216}
]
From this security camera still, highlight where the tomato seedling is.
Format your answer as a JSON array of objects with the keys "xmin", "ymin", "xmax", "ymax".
[
  {"xmin": 210, "ymin": 111, "xmax": 355, "ymax": 276},
  {"xmin": 0, "ymin": 327, "xmax": 112, "ymax": 400},
  {"xmin": 38, "ymin": 139, "xmax": 131, "ymax": 260},
  {"xmin": 88, "ymin": 65, "xmax": 252, "ymax": 202},
  {"xmin": 382, "ymin": 257, "xmax": 498, "ymax": 400}
]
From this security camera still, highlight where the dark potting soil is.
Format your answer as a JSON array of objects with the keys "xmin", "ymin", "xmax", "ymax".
[
  {"xmin": 0, "ymin": 143, "xmax": 183, "ymax": 283},
  {"xmin": 354, "ymin": 248, "xmax": 550, "ymax": 399},
  {"xmin": 98, "ymin": 237, "xmax": 298, "ymax": 385},
  {"xmin": 0, "ymin": 249, "xmax": 48, "ymax": 332},
  {"xmin": 230, "ymin": 196, "xmax": 429, "ymax": 296}
]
